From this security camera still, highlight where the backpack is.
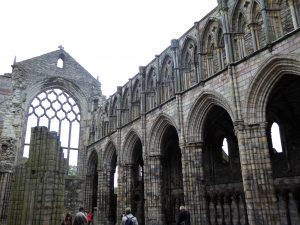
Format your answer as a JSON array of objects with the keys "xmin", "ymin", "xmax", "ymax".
[{"xmin": 125, "ymin": 215, "xmax": 134, "ymax": 225}]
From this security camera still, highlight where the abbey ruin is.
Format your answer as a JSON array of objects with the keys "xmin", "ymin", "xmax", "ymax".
[{"xmin": 1, "ymin": 0, "xmax": 300, "ymax": 224}]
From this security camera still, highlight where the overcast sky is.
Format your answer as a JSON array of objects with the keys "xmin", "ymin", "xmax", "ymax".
[{"xmin": 0, "ymin": 0, "xmax": 217, "ymax": 97}]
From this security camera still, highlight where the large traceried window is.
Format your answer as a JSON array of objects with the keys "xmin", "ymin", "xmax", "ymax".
[{"xmin": 23, "ymin": 88, "xmax": 80, "ymax": 175}]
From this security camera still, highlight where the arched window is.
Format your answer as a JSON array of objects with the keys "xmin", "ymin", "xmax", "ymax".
[
  {"xmin": 271, "ymin": 122, "xmax": 283, "ymax": 153},
  {"xmin": 57, "ymin": 58, "xmax": 64, "ymax": 68},
  {"xmin": 24, "ymin": 88, "xmax": 80, "ymax": 175}
]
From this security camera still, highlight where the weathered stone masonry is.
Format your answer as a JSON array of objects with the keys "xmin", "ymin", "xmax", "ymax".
[{"xmin": 1, "ymin": 0, "xmax": 300, "ymax": 225}]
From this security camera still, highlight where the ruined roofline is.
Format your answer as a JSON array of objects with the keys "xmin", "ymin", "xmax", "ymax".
[{"xmin": 106, "ymin": 5, "xmax": 217, "ymax": 100}]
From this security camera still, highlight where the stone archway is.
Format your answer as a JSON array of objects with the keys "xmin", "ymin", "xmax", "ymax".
[
  {"xmin": 98, "ymin": 142, "xmax": 118, "ymax": 225},
  {"xmin": 266, "ymin": 74, "xmax": 300, "ymax": 224},
  {"xmin": 160, "ymin": 125, "xmax": 184, "ymax": 225},
  {"xmin": 202, "ymin": 105, "xmax": 247, "ymax": 225},
  {"xmin": 121, "ymin": 130, "xmax": 145, "ymax": 225},
  {"xmin": 86, "ymin": 150, "xmax": 98, "ymax": 212}
]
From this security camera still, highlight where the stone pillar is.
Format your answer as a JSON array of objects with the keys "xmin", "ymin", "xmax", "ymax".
[
  {"xmin": 116, "ymin": 86, "xmax": 122, "ymax": 128},
  {"xmin": 85, "ymin": 174, "xmax": 93, "ymax": 212},
  {"xmin": 194, "ymin": 22, "xmax": 201, "ymax": 83},
  {"xmin": 261, "ymin": 1, "xmax": 272, "ymax": 44},
  {"xmin": 117, "ymin": 163, "xmax": 126, "ymax": 224},
  {"xmin": 7, "ymin": 126, "xmax": 65, "ymax": 225},
  {"xmin": 181, "ymin": 142, "xmax": 207, "ymax": 225},
  {"xmin": 218, "ymin": 1, "xmax": 234, "ymax": 63},
  {"xmin": 235, "ymin": 122, "xmax": 280, "ymax": 225},
  {"xmin": 287, "ymin": 0, "xmax": 299, "ymax": 30},
  {"xmin": 249, "ymin": 23, "xmax": 258, "ymax": 51},
  {"xmin": 171, "ymin": 39, "xmax": 181, "ymax": 93},
  {"xmin": 139, "ymin": 66, "xmax": 146, "ymax": 115},
  {"xmin": 155, "ymin": 55, "xmax": 161, "ymax": 106},
  {"xmin": 144, "ymin": 155, "xmax": 163, "ymax": 225},
  {"xmin": 97, "ymin": 169, "xmax": 110, "ymax": 225},
  {"xmin": 124, "ymin": 164, "xmax": 134, "ymax": 209}
]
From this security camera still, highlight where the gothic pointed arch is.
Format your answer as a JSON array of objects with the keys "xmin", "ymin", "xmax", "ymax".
[
  {"xmin": 186, "ymin": 90, "xmax": 235, "ymax": 144},
  {"xmin": 266, "ymin": 0, "xmax": 296, "ymax": 39},
  {"xmin": 100, "ymin": 141, "xmax": 118, "ymax": 224},
  {"xmin": 23, "ymin": 77, "xmax": 87, "ymax": 175},
  {"xmin": 103, "ymin": 141, "xmax": 117, "ymax": 170},
  {"xmin": 160, "ymin": 55, "xmax": 174, "ymax": 103},
  {"xmin": 147, "ymin": 114, "xmax": 183, "ymax": 225},
  {"xmin": 180, "ymin": 36, "xmax": 198, "ymax": 90},
  {"xmin": 245, "ymin": 55, "xmax": 300, "ymax": 124},
  {"xmin": 121, "ymin": 129, "xmax": 145, "ymax": 225},
  {"xmin": 201, "ymin": 17, "xmax": 225, "ymax": 78},
  {"xmin": 231, "ymin": 0, "xmax": 254, "ymax": 60},
  {"xmin": 85, "ymin": 150, "xmax": 98, "ymax": 211},
  {"xmin": 121, "ymin": 130, "xmax": 142, "ymax": 164},
  {"xmin": 148, "ymin": 114, "xmax": 178, "ymax": 156},
  {"xmin": 250, "ymin": 0, "xmax": 266, "ymax": 50}
]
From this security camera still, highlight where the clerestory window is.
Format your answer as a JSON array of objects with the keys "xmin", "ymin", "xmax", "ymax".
[{"xmin": 23, "ymin": 88, "xmax": 80, "ymax": 175}]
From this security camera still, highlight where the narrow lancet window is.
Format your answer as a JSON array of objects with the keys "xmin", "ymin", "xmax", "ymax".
[
  {"xmin": 222, "ymin": 138, "xmax": 229, "ymax": 162},
  {"xmin": 114, "ymin": 166, "xmax": 119, "ymax": 188},
  {"xmin": 271, "ymin": 122, "xmax": 283, "ymax": 153},
  {"xmin": 57, "ymin": 58, "xmax": 64, "ymax": 68}
]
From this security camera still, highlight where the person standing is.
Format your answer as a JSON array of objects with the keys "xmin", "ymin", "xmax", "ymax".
[
  {"xmin": 121, "ymin": 207, "xmax": 138, "ymax": 225},
  {"xmin": 177, "ymin": 206, "xmax": 191, "ymax": 225},
  {"xmin": 87, "ymin": 211, "xmax": 92, "ymax": 225},
  {"xmin": 61, "ymin": 212, "xmax": 72, "ymax": 225},
  {"xmin": 73, "ymin": 207, "xmax": 87, "ymax": 225}
]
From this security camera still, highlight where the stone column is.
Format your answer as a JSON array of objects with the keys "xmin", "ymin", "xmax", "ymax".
[
  {"xmin": 287, "ymin": 0, "xmax": 299, "ymax": 30},
  {"xmin": 249, "ymin": 23, "xmax": 258, "ymax": 51},
  {"xmin": 155, "ymin": 55, "xmax": 161, "ymax": 106},
  {"xmin": 144, "ymin": 155, "xmax": 163, "ymax": 225},
  {"xmin": 97, "ymin": 169, "xmax": 111, "ymax": 225},
  {"xmin": 171, "ymin": 39, "xmax": 181, "ymax": 93},
  {"xmin": 181, "ymin": 142, "xmax": 207, "ymax": 225},
  {"xmin": 261, "ymin": 1, "xmax": 272, "ymax": 44},
  {"xmin": 139, "ymin": 66, "xmax": 146, "ymax": 115},
  {"xmin": 116, "ymin": 86, "xmax": 122, "ymax": 128},
  {"xmin": 117, "ymin": 163, "xmax": 126, "ymax": 224},
  {"xmin": 235, "ymin": 122, "xmax": 280, "ymax": 225},
  {"xmin": 218, "ymin": 1, "xmax": 234, "ymax": 63}
]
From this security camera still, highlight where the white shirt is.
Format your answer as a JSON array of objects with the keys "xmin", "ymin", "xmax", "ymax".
[{"xmin": 121, "ymin": 213, "xmax": 138, "ymax": 225}]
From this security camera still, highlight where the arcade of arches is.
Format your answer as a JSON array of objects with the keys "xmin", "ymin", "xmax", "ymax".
[{"xmin": 1, "ymin": 1, "xmax": 300, "ymax": 225}]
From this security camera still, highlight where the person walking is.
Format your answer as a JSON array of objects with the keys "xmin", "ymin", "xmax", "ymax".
[
  {"xmin": 73, "ymin": 207, "xmax": 87, "ymax": 225},
  {"xmin": 177, "ymin": 206, "xmax": 191, "ymax": 225},
  {"xmin": 121, "ymin": 207, "xmax": 138, "ymax": 225}
]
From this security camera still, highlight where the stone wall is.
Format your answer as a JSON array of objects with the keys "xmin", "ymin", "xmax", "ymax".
[{"xmin": 7, "ymin": 127, "xmax": 65, "ymax": 225}]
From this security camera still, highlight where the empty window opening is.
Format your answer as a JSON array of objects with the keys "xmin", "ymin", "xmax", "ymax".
[
  {"xmin": 222, "ymin": 138, "xmax": 229, "ymax": 162},
  {"xmin": 114, "ymin": 166, "xmax": 119, "ymax": 188},
  {"xmin": 271, "ymin": 122, "xmax": 283, "ymax": 153},
  {"xmin": 138, "ymin": 164, "xmax": 143, "ymax": 181},
  {"xmin": 24, "ymin": 88, "xmax": 80, "ymax": 175},
  {"xmin": 57, "ymin": 58, "xmax": 64, "ymax": 68}
]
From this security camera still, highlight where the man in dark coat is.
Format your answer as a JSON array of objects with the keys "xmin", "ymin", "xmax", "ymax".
[{"xmin": 177, "ymin": 206, "xmax": 191, "ymax": 225}]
